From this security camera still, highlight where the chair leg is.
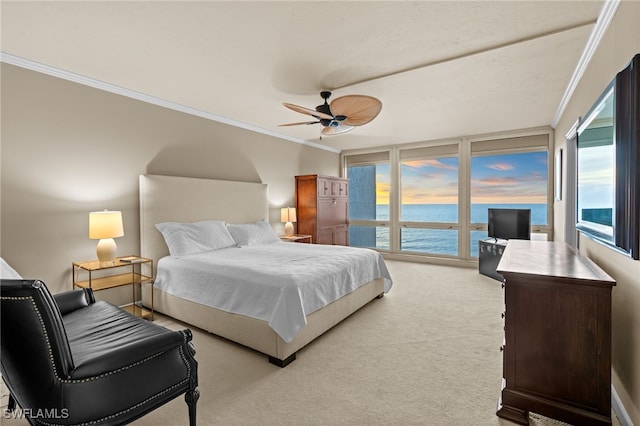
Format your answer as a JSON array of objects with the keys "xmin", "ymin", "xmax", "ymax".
[
  {"xmin": 185, "ymin": 388, "xmax": 199, "ymax": 426},
  {"xmin": 7, "ymin": 393, "xmax": 16, "ymax": 412}
]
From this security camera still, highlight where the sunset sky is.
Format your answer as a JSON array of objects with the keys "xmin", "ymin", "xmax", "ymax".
[
  {"xmin": 470, "ymin": 152, "xmax": 548, "ymax": 204},
  {"xmin": 401, "ymin": 157, "xmax": 458, "ymax": 204},
  {"xmin": 374, "ymin": 152, "xmax": 548, "ymax": 205}
]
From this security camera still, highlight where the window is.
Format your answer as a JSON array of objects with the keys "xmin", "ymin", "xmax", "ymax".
[
  {"xmin": 399, "ymin": 144, "xmax": 459, "ymax": 256},
  {"xmin": 468, "ymin": 152, "xmax": 549, "ymax": 256},
  {"xmin": 470, "ymin": 135, "xmax": 550, "ymax": 257},
  {"xmin": 346, "ymin": 152, "xmax": 390, "ymax": 250},
  {"xmin": 577, "ymin": 85, "xmax": 614, "ymax": 242},
  {"xmin": 576, "ymin": 54, "xmax": 640, "ymax": 259},
  {"xmin": 343, "ymin": 132, "xmax": 552, "ymax": 262}
]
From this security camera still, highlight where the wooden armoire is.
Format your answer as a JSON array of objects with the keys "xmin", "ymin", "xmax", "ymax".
[{"xmin": 295, "ymin": 174, "xmax": 349, "ymax": 245}]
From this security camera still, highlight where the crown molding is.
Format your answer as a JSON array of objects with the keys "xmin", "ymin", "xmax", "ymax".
[
  {"xmin": 0, "ymin": 52, "xmax": 341, "ymax": 154},
  {"xmin": 551, "ymin": 0, "xmax": 621, "ymax": 129}
]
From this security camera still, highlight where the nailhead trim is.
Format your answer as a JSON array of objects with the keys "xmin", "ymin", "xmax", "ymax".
[
  {"xmin": 2, "ymin": 296, "xmax": 195, "ymax": 426},
  {"xmin": 1, "ymin": 296, "xmax": 64, "ymax": 381}
]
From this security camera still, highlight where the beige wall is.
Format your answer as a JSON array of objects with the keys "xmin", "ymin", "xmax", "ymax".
[
  {"xmin": 0, "ymin": 64, "xmax": 339, "ymax": 296},
  {"xmin": 553, "ymin": 1, "xmax": 640, "ymax": 423}
]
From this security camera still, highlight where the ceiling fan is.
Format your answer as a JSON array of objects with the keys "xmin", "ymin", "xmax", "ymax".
[{"xmin": 280, "ymin": 91, "xmax": 382, "ymax": 136}]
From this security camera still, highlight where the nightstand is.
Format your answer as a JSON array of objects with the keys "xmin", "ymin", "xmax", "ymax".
[
  {"xmin": 279, "ymin": 234, "xmax": 313, "ymax": 243},
  {"xmin": 72, "ymin": 256, "xmax": 154, "ymax": 320}
]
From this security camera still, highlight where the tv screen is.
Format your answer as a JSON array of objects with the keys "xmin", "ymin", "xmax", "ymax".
[{"xmin": 488, "ymin": 208, "xmax": 531, "ymax": 240}]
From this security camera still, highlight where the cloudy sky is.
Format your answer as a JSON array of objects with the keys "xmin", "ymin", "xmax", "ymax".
[
  {"xmin": 374, "ymin": 151, "xmax": 548, "ymax": 205},
  {"xmin": 470, "ymin": 152, "xmax": 548, "ymax": 204},
  {"xmin": 577, "ymin": 145, "xmax": 614, "ymax": 209}
]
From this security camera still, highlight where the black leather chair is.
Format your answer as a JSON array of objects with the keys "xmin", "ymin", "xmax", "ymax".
[{"xmin": 1, "ymin": 279, "xmax": 199, "ymax": 425}]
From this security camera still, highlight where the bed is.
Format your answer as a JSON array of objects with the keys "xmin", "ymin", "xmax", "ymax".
[{"xmin": 139, "ymin": 174, "xmax": 392, "ymax": 367}]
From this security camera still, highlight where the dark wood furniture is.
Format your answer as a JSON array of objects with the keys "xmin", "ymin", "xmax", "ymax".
[
  {"xmin": 496, "ymin": 240, "xmax": 616, "ymax": 426},
  {"xmin": 295, "ymin": 174, "xmax": 349, "ymax": 245}
]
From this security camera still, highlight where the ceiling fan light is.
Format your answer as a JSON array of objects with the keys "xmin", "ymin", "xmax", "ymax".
[
  {"xmin": 321, "ymin": 124, "xmax": 354, "ymax": 136},
  {"xmin": 282, "ymin": 91, "xmax": 381, "ymax": 136}
]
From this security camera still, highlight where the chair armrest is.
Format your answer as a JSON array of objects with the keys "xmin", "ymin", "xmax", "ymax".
[
  {"xmin": 70, "ymin": 329, "xmax": 191, "ymax": 379},
  {"xmin": 54, "ymin": 288, "xmax": 95, "ymax": 315}
]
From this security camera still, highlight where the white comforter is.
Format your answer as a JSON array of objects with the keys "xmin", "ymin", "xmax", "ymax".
[{"xmin": 154, "ymin": 242, "xmax": 392, "ymax": 343}]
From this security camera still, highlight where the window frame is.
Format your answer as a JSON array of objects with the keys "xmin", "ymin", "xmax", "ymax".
[
  {"xmin": 344, "ymin": 150, "xmax": 392, "ymax": 252},
  {"xmin": 576, "ymin": 82, "xmax": 615, "ymax": 246},
  {"xmin": 342, "ymin": 129, "xmax": 553, "ymax": 264},
  {"xmin": 468, "ymin": 133, "xmax": 553, "ymax": 256},
  {"xmin": 574, "ymin": 54, "xmax": 640, "ymax": 260}
]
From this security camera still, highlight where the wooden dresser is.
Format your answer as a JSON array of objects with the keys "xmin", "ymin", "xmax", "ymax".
[
  {"xmin": 496, "ymin": 240, "xmax": 616, "ymax": 425},
  {"xmin": 295, "ymin": 174, "xmax": 349, "ymax": 245}
]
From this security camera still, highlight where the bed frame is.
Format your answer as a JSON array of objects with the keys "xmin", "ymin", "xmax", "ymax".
[{"xmin": 139, "ymin": 174, "xmax": 385, "ymax": 367}]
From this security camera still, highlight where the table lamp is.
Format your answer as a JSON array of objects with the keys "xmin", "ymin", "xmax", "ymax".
[
  {"xmin": 89, "ymin": 210, "xmax": 124, "ymax": 265},
  {"xmin": 280, "ymin": 207, "xmax": 296, "ymax": 236}
]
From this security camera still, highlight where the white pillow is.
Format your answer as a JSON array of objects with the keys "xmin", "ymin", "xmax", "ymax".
[
  {"xmin": 155, "ymin": 220, "xmax": 236, "ymax": 257},
  {"xmin": 1, "ymin": 257, "xmax": 22, "ymax": 279},
  {"xmin": 227, "ymin": 220, "xmax": 281, "ymax": 247}
]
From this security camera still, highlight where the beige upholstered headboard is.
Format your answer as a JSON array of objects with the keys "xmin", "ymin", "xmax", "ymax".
[{"xmin": 139, "ymin": 174, "xmax": 269, "ymax": 273}]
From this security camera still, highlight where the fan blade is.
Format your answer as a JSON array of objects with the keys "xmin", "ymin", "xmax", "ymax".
[
  {"xmin": 321, "ymin": 124, "xmax": 354, "ymax": 136},
  {"xmin": 330, "ymin": 95, "xmax": 382, "ymax": 126},
  {"xmin": 283, "ymin": 103, "xmax": 334, "ymax": 120},
  {"xmin": 279, "ymin": 121, "xmax": 319, "ymax": 126}
]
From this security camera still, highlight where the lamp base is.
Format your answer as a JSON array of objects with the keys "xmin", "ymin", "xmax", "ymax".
[
  {"xmin": 284, "ymin": 222, "xmax": 294, "ymax": 236},
  {"xmin": 96, "ymin": 238, "xmax": 118, "ymax": 266}
]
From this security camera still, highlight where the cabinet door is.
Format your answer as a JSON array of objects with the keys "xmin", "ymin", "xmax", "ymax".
[
  {"xmin": 336, "ymin": 180, "xmax": 348, "ymax": 198},
  {"xmin": 317, "ymin": 227, "xmax": 334, "ymax": 245},
  {"xmin": 334, "ymin": 199, "xmax": 348, "ymax": 224},
  {"xmin": 333, "ymin": 225, "xmax": 349, "ymax": 246},
  {"xmin": 318, "ymin": 177, "xmax": 332, "ymax": 197},
  {"xmin": 318, "ymin": 199, "xmax": 347, "ymax": 227}
]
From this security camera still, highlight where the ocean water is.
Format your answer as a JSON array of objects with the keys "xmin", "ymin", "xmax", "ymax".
[
  {"xmin": 351, "ymin": 204, "xmax": 547, "ymax": 257},
  {"xmin": 375, "ymin": 203, "xmax": 547, "ymax": 224}
]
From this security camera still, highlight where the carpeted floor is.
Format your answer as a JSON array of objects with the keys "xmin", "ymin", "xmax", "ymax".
[{"xmin": 1, "ymin": 260, "xmax": 622, "ymax": 425}]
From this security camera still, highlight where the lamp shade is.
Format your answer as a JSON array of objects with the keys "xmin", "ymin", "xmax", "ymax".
[
  {"xmin": 89, "ymin": 210, "xmax": 124, "ymax": 239},
  {"xmin": 280, "ymin": 207, "xmax": 297, "ymax": 223}
]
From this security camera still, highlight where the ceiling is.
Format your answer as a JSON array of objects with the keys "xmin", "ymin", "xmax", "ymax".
[{"xmin": 1, "ymin": 1, "xmax": 606, "ymax": 152}]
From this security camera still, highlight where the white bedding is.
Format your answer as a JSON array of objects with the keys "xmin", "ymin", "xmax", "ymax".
[
  {"xmin": 154, "ymin": 241, "xmax": 392, "ymax": 343},
  {"xmin": 1, "ymin": 257, "xmax": 22, "ymax": 279}
]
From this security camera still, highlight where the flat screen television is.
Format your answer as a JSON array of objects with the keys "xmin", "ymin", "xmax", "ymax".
[{"xmin": 488, "ymin": 208, "xmax": 531, "ymax": 241}]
